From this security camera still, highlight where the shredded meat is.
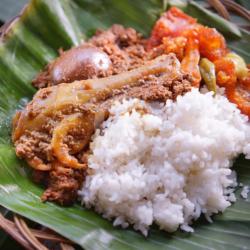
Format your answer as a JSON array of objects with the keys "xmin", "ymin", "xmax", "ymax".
[
  {"xmin": 125, "ymin": 73, "xmax": 192, "ymax": 102},
  {"xmin": 14, "ymin": 25, "xmax": 193, "ymax": 206},
  {"xmin": 15, "ymin": 131, "xmax": 52, "ymax": 162},
  {"xmin": 41, "ymin": 167, "xmax": 85, "ymax": 205},
  {"xmin": 89, "ymin": 24, "xmax": 148, "ymax": 74}
]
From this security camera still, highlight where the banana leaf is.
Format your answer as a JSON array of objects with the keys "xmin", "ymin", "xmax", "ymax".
[{"xmin": 0, "ymin": 0, "xmax": 250, "ymax": 249}]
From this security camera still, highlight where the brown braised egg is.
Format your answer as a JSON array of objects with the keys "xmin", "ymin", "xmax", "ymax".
[
  {"xmin": 32, "ymin": 46, "xmax": 112, "ymax": 88},
  {"xmin": 50, "ymin": 46, "xmax": 111, "ymax": 85}
]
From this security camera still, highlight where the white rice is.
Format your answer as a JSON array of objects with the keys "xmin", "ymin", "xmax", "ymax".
[
  {"xmin": 79, "ymin": 88, "xmax": 250, "ymax": 235},
  {"xmin": 241, "ymin": 186, "xmax": 249, "ymax": 199}
]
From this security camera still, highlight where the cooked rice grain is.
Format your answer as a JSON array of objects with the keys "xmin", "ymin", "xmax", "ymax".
[{"xmin": 79, "ymin": 89, "xmax": 250, "ymax": 235}]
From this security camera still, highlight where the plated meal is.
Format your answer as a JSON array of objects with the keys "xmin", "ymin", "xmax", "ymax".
[{"xmin": 11, "ymin": 7, "xmax": 250, "ymax": 235}]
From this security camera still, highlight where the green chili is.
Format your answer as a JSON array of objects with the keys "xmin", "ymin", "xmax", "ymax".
[{"xmin": 199, "ymin": 58, "xmax": 216, "ymax": 94}]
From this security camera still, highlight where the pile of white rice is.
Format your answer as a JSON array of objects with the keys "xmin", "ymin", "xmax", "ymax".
[{"xmin": 79, "ymin": 89, "xmax": 250, "ymax": 235}]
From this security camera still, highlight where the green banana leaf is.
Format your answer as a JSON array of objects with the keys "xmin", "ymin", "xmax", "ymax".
[{"xmin": 0, "ymin": 0, "xmax": 250, "ymax": 249}]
